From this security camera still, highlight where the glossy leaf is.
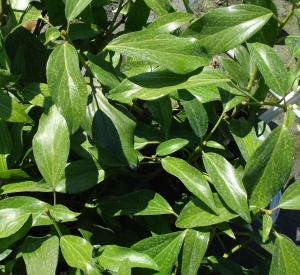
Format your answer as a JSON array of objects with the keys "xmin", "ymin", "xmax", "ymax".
[
  {"xmin": 96, "ymin": 245, "xmax": 159, "ymax": 272},
  {"xmin": 65, "ymin": 0, "xmax": 92, "ymax": 22},
  {"xmin": 0, "ymin": 120, "xmax": 12, "ymax": 171},
  {"xmin": 0, "ymin": 208, "xmax": 31, "ymax": 238},
  {"xmin": 106, "ymin": 29, "xmax": 210, "ymax": 74},
  {"xmin": 216, "ymin": 222, "xmax": 235, "ymax": 239},
  {"xmin": 47, "ymin": 43, "xmax": 88, "ymax": 133},
  {"xmin": 132, "ymin": 231, "xmax": 186, "ymax": 275},
  {"xmin": 33, "ymin": 105, "xmax": 70, "ymax": 188},
  {"xmin": 277, "ymin": 181, "xmax": 300, "ymax": 210},
  {"xmin": 156, "ymin": 138, "xmax": 189, "ymax": 156},
  {"xmin": 182, "ymin": 5, "xmax": 273, "ymax": 54},
  {"xmin": 176, "ymin": 193, "xmax": 238, "ymax": 228},
  {"xmin": 162, "ymin": 157, "xmax": 218, "ymax": 214},
  {"xmin": 48, "ymin": 204, "xmax": 79, "ymax": 222},
  {"xmin": 181, "ymin": 228, "xmax": 210, "ymax": 275},
  {"xmin": 270, "ymin": 234, "xmax": 300, "ymax": 274},
  {"xmin": 118, "ymin": 259, "xmax": 131, "ymax": 275},
  {"xmin": 203, "ymin": 152, "xmax": 251, "ymax": 222},
  {"xmin": 243, "ymin": 126, "xmax": 293, "ymax": 208},
  {"xmin": 148, "ymin": 12, "xmax": 193, "ymax": 33},
  {"xmin": 188, "ymin": 85, "xmax": 220, "ymax": 103},
  {"xmin": 108, "ymin": 67, "xmax": 230, "ymax": 103},
  {"xmin": 60, "ymin": 235, "xmax": 95, "ymax": 273},
  {"xmin": 143, "ymin": 0, "xmax": 175, "ymax": 16},
  {"xmin": 262, "ymin": 214, "xmax": 273, "ymax": 243},
  {"xmin": 248, "ymin": 43, "xmax": 289, "ymax": 96},
  {"xmin": 22, "ymin": 236, "xmax": 59, "ymax": 275},
  {"xmin": 1, "ymin": 180, "xmax": 52, "ymax": 194},
  {"xmin": 98, "ymin": 189, "xmax": 174, "ymax": 216}
]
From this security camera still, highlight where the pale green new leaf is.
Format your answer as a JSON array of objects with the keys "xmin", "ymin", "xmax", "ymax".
[
  {"xmin": 143, "ymin": 0, "xmax": 175, "ymax": 15},
  {"xmin": 23, "ymin": 236, "xmax": 59, "ymax": 275},
  {"xmin": 47, "ymin": 43, "xmax": 88, "ymax": 133},
  {"xmin": 248, "ymin": 43, "xmax": 289, "ymax": 96},
  {"xmin": 0, "ymin": 208, "xmax": 31, "ymax": 238},
  {"xmin": 33, "ymin": 105, "xmax": 70, "ymax": 188},
  {"xmin": 182, "ymin": 4, "xmax": 273, "ymax": 54},
  {"xmin": 96, "ymin": 245, "xmax": 159, "ymax": 272},
  {"xmin": 203, "ymin": 152, "xmax": 251, "ymax": 222},
  {"xmin": 107, "ymin": 67, "xmax": 230, "ymax": 103},
  {"xmin": 118, "ymin": 259, "xmax": 131, "ymax": 275},
  {"xmin": 181, "ymin": 228, "xmax": 210, "ymax": 275},
  {"xmin": 106, "ymin": 29, "xmax": 210, "ymax": 74},
  {"xmin": 65, "ymin": 0, "xmax": 92, "ymax": 22},
  {"xmin": 270, "ymin": 234, "xmax": 300, "ymax": 274},
  {"xmin": 162, "ymin": 157, "xmax": 218, "ymax": 214},
  {"xmin": 277, "ymin": 181, "xmax": 300, "ymax": 210},
  {"xmin": 98, "ymin": 189, "xmax": 174, "ymax": 216},
  {"xmin": 156, "ymin": 138, "xmax": 189, "ymax": 156},
  {"xmin": 262, "ymin": 214, "xmax": 273, "ymax": 243},
  {"xmin": 243, "ymin": 126, "xmax": 293, "ymax": 208}
]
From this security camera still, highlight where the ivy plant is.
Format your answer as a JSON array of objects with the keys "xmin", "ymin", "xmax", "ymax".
[{"xmin": 1, "ymin": 0, "xmax": 300, "ymax": 274}]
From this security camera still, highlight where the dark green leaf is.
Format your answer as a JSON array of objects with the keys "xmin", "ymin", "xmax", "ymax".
[
  {"xmin": 22, "ymin": 236, "xmax": 59, "ymax": 275},
  {"xmin": 203, "ymin": 152, "xmax": 250, "ymax": 222},
  {"xmin": 65, "ymin": 0, "xmax": 92, "ymax": 22},
  {"xmin": 68, "ymin": 23, "xmax": 103, "ymax": 41},
  {"xmin": 156, "ymin": 138, "xmax": 189, "ymax": 156},
  {"xmin": 33, "ymin": 105, "xmax": 70, "ymax": 188},
  {"xmin": 98, "ymin": 189, "xmax": 174, "ymax": 216},
  {"xmin": 162, "ymin": 157, "xmax": 218, "ymax": 214},
  {"xmin": 208, "ymin": 256, "xmax": 250, "ymax": 274},
  {"xmin": 243, "ymin": 126, "xmax": 293, "ymax": 208},
  {"xmin": 47, "ymin": 43, "xmax": 88, "ymax": 133},
  {"xmin": 182, "ymin": 5, "xmax": 273, "ymax": 54},
  {"xmin": 0, "ymin": 120, "xmax": 12, "ymax": 171},
  {"xmin": 106, "ymin": 29, "xmax": 210, "ymax": 74},
  {"xmin": 96, "ymin": 245, "xmax": 159, "ymax": 272},
  {"xmin": 143, "ymin": 0, "xmax": 176, "ymax": 16},
  {"xmin": 277, "ymin": 181, "xmax": 300, "ymax": 210},
  {"xmin": 248, "ymin": 43, "xmax": 289, "ymax": 96},
  {"xmin": 125, "ymin": 0, "xmax": 150, "ymax": 31}
]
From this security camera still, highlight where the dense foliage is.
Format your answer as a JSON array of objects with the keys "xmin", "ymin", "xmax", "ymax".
[{"xmin": 1, "ymin": 0, "xmax": 300, "ymax": 274}]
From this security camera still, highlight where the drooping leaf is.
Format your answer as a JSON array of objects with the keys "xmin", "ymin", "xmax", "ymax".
[
  {"xmin": 262, "ymin": 214, "xmax": 273, "ymax": 243},
  {"xmin": 0, "ymin": 120, "xmax": 12, "ymax": 171},
  {"xmin": 96, "ymin": 245, "xmax": 159, "ymax": 272},
  {"xmin": 22, "ymin": 236, "xmax": 59, "ymax": 275},
  {"xmin": 270, "ymin": 233, "xmax": 300, "ymax": 274},
  {"xmin": 98, "ymin": 189, "xmax": 174, "ymax": 216},
  {"xmin": 182, "ymin": 4, "xmax": 273, "ymax": 54},
  {"xmin": 156, "ymin": 138, "xmax": 189, "ymax": 156},
  {"xmin": 277, "ymin": 181, "xmax": 300, "ymax": 210},
  {"xmin": 162, "ymin": 157, "xmax": 218, "ymax": 214},
  {"xmin": 176, "ymin": 193, "xmax": 238, "ymax": 228},
  {"xmin": 248, "ymin": 43, "xmax": 289, "ymax": 96},
  {"xmin": 107, "ymin": 67, "xmax": 230, "ymax": 103},
  {"xmin": 47, "ymin": 43, "xmax": 88, "ymax": 133},
  {"xmin": 243, "ymin": 126, "xmax": 293, "ymax": 208},
  {"xmin": 203, "ymin": 152, "xmax": 251, "ymax": 222},
  {"xmin": 106, "ymin": 29, "xmax": 211, "ymax": 74},
  {"xmin": 132, "ymin": 231, "xmax": 186, "ymax": 275},
  {"xmin": 143, "ymin": 0, "xmax": 176, "ymax": 16},
  {"xmin": 33, "ymin": 105, "xmax": 70, "ymax": 188},
  {"xmin": 65, "ymin": 0, "xmax": 92, "ymax": 22},
  {"xmin": 181, "ymin": 228, "xmax": 210, "ymax": 275}
]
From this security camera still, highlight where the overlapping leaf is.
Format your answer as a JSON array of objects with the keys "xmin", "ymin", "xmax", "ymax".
[
  {"xmin": 143, "ymin": 0, "xmax": 176, "ymax": 15},
  {"xmin": 277, "ymin": 181, "xmax": 300, "ymax": 210},
  {"xmin": 65, "ymin": 0, "xmax": 92, "ymax": 22}
]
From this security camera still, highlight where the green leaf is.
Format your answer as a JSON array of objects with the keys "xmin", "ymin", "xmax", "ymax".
[
  {"xmin": 0, "ymin": 120, "xmax": 12, "ymax": 171},
  {"xmin": 65, "ymin": 0, "xmax": 92, "ymax": 22},
  {"xmin": 44, "ymin": 27, "xmax": 61, "ymax": 44},
  {"xmin": 0, "ymin": 208, "xmax": 31, "ymax": 238},
  {"xmin": 182, "ymin": 4, "xmax": 273, "ymax": 54},
  {"xmin": 277, "ymin": 181, "xmax": 300, "ymax": 210},
  {"xmin": 68, "ymin": 23, "xmax": 104, "ymax": 41},
  {"xmin": 125, "ymin": 0, "xmax": 150, "ymax": 31},
  {"xmin": 96, "ymin": 245, "xmax": 159, "ymax": 272},
  {"xmin": 22, "ymin": 236, "xmax": 59, "ymax": 275},
  {"xmin": 248, "ymin": 43, "xmax": 289, "ymax": 96},
  {"xmin": 132, "ymin": 231, "xmax": 186, "ymax": 275},
  {"xmin": 0, "ymin": 169, "xmax": 29, "ymax": 180},
  {"xmin": 216, "ymin": 222, "xmax": 236, "ymax": 239},
  {"xmin": 48, "ymin": 204, "xmax": 79, "ymax": 222},
  {"xmin": 203, "ymin": 152, "xmax": 251, "ymax": 222},
  {"xmin": 262, "ymin": 214, "xmax": 273, "ymax": 243},
  {"xmin": 0, "ymin": 92, "xmax": 33, "ymax": 123},
  {"xmin": 143, "ymin": 0, "xmax": 176, "ymax": 16},
  {"xmin": 179, "ymin": 91, "xmax": 208, "ymax": 138},
  {"xmin": 47, "ymin": 43, "xmax": 88, "ymax": 133},
  {"xmin": 118, "ymin": 259, "xmax": 131, "ymax": 275},
  {"xmin": 181, "ymin": 228, "xmax": 210, "ymax": 275},
  {"xmin": 188, "ymin": 85, "xmax": 220, "ymax": 103},
  {"xmin": 22, "ymin": 83, "xmax": 52, "ymax": 109},
  {"xmin": 176, "ymin": 193, "xmax": 238, "ymax": 228},
  {"xmin": 162, "ymin": 157, "xmax": 218, "ymax": 214},
  {"xmin": 148, "ymin": 12, "xmax": 193, "ymax": 33},
  {"xmin": 243, "ymin": 126, "xmax": 293, "ymax": 208},
  {"xmin": 108, "ymin": 67, "xmax": 230, "ymax": 103},
  {"xmin": 1, "ymin": 180, "xmax": 52, "ymax": 194},
  {"xmin": 156, "ymin": 138, "xmax": 189, "ymax": 156},
  {"xmin": 106, "ymin": 29, "xmax": 211, "ymax": 74},
  {"xmin": 147, "ymin": 96, "xmax": 172, "ymax": 134},
  {"xmin": 33, "ymin": 105, "xmax": 70, "ymax": 188},
  {"xmin": 229, "ymin": 118, "xmax": 261, "ymax": 162},
  {"xmin": 60, "ymin": 235, "xmax": 95, "ymax": 273},
  {"xmin": 270, "ymin": 233, "xmax": 300, "ymax": 274},
  {"xmin": 208, "ymin": 256, "xmax": 250, "ymax": 274},
  {"xmin": 98, "ymin": 189, "xmax": 174, "ymax": 216}
]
